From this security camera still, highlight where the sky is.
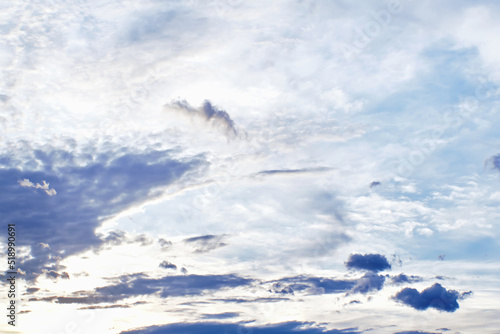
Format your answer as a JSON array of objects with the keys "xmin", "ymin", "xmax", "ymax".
[{"xmin": 1, "ymin": 0, "xmax": 500, "ymax": 333}]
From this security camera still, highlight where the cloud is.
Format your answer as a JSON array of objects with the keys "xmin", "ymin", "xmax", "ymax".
[
  {"xmin": 0, "ymin": 147, "xmax": 204, "ymax": 281},
  {"xmin": 394, "ymin": 332, "xmax": 441, "ymax": 334},
  {"xmin": 257, "ymin": 167, "xmax": 333, "ymax": 176},
  {"xmin": 18, "ymin": 178, "xmax": 57, "ymax": 196},
  {"xmin": 159, "ymin": 261, "xmax": 177, "ymax": 270},
  {"xmin": 183, "ymin": 234, "xmax": 227, "ymax": 253},
  {"xmin": 267, "ymin": 275, "xmax": 355, "ymax": 295},
  {"xmin": 486, "ymin": 154, "xmax": 500, "ymax": 170},
  {"xmin": 44, "ymin": 270, "xmax": 70, "ymax": 280},
  {"xmin": 350, "ymin": 273, "xmax": 385, "ymax": 294},
  {"xmin": 391, "ymin": 273, "xmax": 423, "ymax": 285},
  {"xmin": 393, "ymin": 283, "xmax": 466, "ymax": 312},
  {"xmin": 30, "ymin": 274, "xmax": 254, "ymax": 305},
  {"xmin": 345, "ymin": 254, "xmax": 391, "ymax": 272},
  {"xmin": 120, "ymin": 321, "xmax": 363, "ymax": 334},
  {"xmin": 201, "ymin": 312, "xmax": 240, "ymax": 320},
  {"xmin": 167, "ymin": 99, "xmax": 238, "ymax": 137}
]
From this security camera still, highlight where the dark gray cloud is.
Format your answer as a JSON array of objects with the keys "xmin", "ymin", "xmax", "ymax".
[
  {"xmin": 45, "ymin": 270, "xmax": 70, "ymax": 280},
  {"xmin": 257, "ymin": 167, "xmax": 333, "ymax": 176},
  {"xmin": 267, "ymin": 275, "xmax": 355, "ymax": 295},
  {"xmin": 168, "ymin": 99, "xmax": 238, "ymax": 137},
  {"xmin": 183, "ymin": 234, "xmax": 227, "ymax": 253},
  {"xmin": 30, "ymin": 274, "xmax": 253, "ymax": 305},
  {"xmin": 369, "ymin": 181, "xmax": 381, "ymax": 188},
  {"xmin": 159, "ymin": 261, "xmax": 177, "ymax": 270},
  {"xmin": 345, "ymin": 254, "xmax": 391, "ymax": 272},
  {"xmin": 120, "ymin": 321, "xmax": 363, "ymax": 334},
  {"xmin": 351, "ymin": 273, "xmax": 385, "ymax": 294},
  {"xmin": 393, "ymin": 283, "xmax": 467, "ymax": 312},
  {"xmin": 25, "ymin": 287, "xmax": 40, "ymax": 294},
  {"xmin": 0, "ymin": 147, "xmax": 203, "ymax": 281},
  {"xmin": 391, "ymin": 273, "xmax": 423, "ymax": 285}
]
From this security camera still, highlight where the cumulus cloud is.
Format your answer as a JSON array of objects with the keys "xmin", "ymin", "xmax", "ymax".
[
  {"xmin": 350, "ymin": 273, "xmax": 385, "ymax": 294},
  {"xmin": 166, "ymin": 99, "xmax": 238, "ymax": 138},
  {"xmin": 345, "ymin": 254, "xmax": 391, "ymax": 272},
  {"xmin": 393, "ymin": 283, "xmax": 468, "ymax": 312}
]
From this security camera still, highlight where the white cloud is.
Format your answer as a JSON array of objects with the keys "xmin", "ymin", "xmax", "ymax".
[{"xmin": 18, "ymin": 178, "xmax": 57, "ymax": 196}]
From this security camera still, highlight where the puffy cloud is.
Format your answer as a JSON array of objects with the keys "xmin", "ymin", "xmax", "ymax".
[
  {"xmin": 393, "ymin": 283, "xmax": 466, "ymax": 312},
  {"xmin": 18, "ymin": 178, "xmax": 57, "ymax": 196},
  {"xmin": 350, "ymin": 273, "xmax": 385, "ymax": 294},
  {"xmin": 345, "ymin": 254, "xmax": 391, "ymax": 272}
]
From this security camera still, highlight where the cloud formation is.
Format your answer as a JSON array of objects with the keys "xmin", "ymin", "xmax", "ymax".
[
  {"xmin": 167, "ymin": 99, "xmax": 238, "ymax": 137},
  {"xmin": 391, "ymin": 273, "xmax": 423, "ymax": 285},
  {"xmin": 120, "ymin": 321, "xmax": 363, "ymax": 334},
  {"xmin": 345, "ymin": 254, "xmax": 391, "ymax": 272},
  {"xmin": 393, "ymin": 283, "xmax": 465, "ymax": 312},
  {"xmin": 183, "ymin": 234, "xmax": 227, "ymax": 253},
  {"xmin": 30, "ymin": 274, "xmax": 254, "ymax": 305},
  {"xmin": 0, "ymin": 147, "xmax": 203, "ymax": 281},
  {"xmin": 350, "ymin": 273, "xmax": 385, "ymax": 294},
  {"xmin": 18, "ymin": 178, "xmax": 57, "ymax": 196}
]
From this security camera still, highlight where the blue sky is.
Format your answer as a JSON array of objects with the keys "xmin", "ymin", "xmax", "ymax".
[{"xmin": 1, "ymin": 0, "xmax": 500, "ymax": 333}]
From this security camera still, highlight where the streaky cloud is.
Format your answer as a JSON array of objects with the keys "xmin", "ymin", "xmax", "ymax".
[{"xmin": 120, "ymin": 321, "xmax": 363, "ymax": 334}]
